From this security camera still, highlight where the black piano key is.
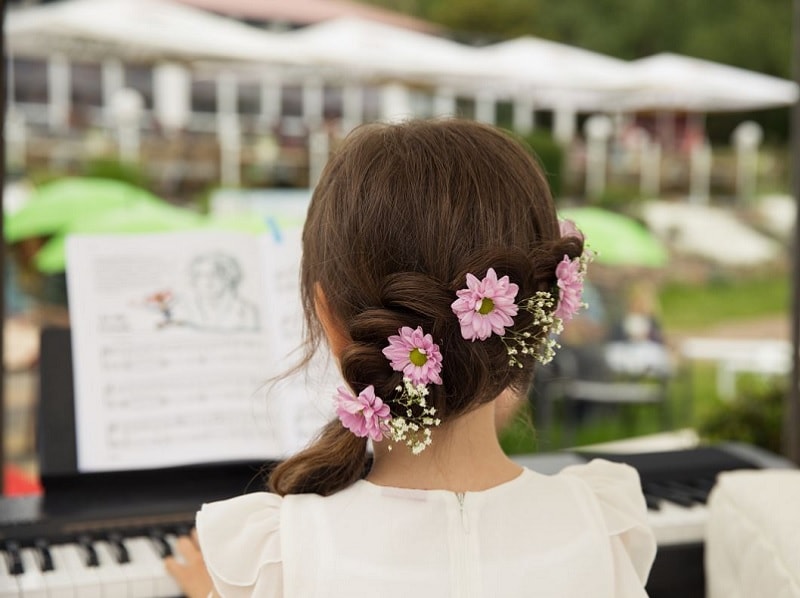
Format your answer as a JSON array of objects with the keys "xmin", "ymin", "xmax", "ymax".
[
  {"xmin": 693, "ymin": 477, "xmax": 717, "ymax": 497},
  {"xmin": 4, "ymin": 541, "xmax": 24, "ymax": 575},
  {"xmin": 33, "ymin": 539, "xmax": 54, "ymax": 572},
  {"xmin": 643, "ymin": 482, "xmax": 697, "ymax": 507},
  {"xmin": 76, "ymin": 534, "xmax": 100, "ymax": 567},
  {"xmin": 149, "ymin": 529, "xmax": 173, "ymax": 558},
  {"xmin": 107, "ymin": 532, "xmax": 131, "ymax": 564},
  {"xmin": 665, "ymin": 481, "xmax": 711, "ymax": 503},
  {"xmin": 643, "ymin": 493, "xmax": 661, "ymax": 511}
]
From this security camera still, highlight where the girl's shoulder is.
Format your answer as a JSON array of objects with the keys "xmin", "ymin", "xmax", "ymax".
[
  {"xmin": 196, "ymin": 492, "xmax": 284, "ymax": 596},
  {"xmin": 555, "ymin": 459, "xmax": 657, "ymax": 585}
]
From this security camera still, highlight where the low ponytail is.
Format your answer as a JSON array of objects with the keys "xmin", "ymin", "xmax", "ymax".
[{"xmin": 268, "ymin": 420, "xmax": 368, "ymax": 496}]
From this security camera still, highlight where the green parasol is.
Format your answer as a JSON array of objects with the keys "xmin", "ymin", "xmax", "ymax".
[
  {"xmin": 33, "ymin": 205, "xmax": 268, "ymax": 274},
  {"xmin": 558, "ymin": 206, "xmax": 668, "ymax": 268},
  {"xmin": 34, "ymin": 201, "xmax": 205, "ymax": 273},
  {"xmin": 5, "ymin": 177, "xmax": 166, "ymax": 243}
]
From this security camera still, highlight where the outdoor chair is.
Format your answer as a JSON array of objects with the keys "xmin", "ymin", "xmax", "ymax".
[{"xmin": 529, "ymin": 340, "xmax": 673, "ymax": 447}]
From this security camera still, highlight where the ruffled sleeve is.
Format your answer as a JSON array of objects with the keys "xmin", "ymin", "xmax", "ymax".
[
  {"xmin": 196, "ymin": 492, "xmax": 284, "ymax": 598},
  {"xmin": 561, "ymin": 459, "xmax": 657, "ymax": 588}
]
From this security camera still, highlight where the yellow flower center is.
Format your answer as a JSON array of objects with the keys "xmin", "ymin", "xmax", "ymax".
[
  {"xmin": 477, "ymin": 297, "xmax": 495, "ymax": 315},
  {"xmin": 409, "ymin": 348, "xmax": 428, "ymax": 366}
]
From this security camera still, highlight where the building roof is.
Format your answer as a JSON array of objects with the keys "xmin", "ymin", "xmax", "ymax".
[{"xmin": 170, "ymin": 0, "xmax": 440, "ymax": 33}]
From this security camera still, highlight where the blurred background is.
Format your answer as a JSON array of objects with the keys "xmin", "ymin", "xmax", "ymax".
[{"xmin": 2, "ymin": 0, "xmax": 798, "ymax": 492}]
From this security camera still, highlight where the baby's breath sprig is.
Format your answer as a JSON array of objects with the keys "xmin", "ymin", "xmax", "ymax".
[
  {"xmin": 386, "ymin": 378, "xmax": 442, "ymax": 455},
  {"xmin": 500, "ymin": 291, "xmax": 565, "ymax": 367}
]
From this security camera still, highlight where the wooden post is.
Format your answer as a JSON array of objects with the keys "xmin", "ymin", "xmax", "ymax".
[{"xmin": 786, "ymin": 0, "xmax": 800, "ymax": 463}]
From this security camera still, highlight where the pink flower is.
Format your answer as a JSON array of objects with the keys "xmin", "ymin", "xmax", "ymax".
[
  {"xmin": 559, "ymin": 218, "xmax": 584, "ymax": 240},
  {"xmin": 334, "ymin": 385, "xmax": 390, "ymax": 441},
  {"xmin": 451, "ymin": 268, "xmax": 519, "ymax": 341},
  {"xmin": 553, "ymin": 255, "xmax": 584, "ymax": 322},
  {"xmin": 382, "ymin": 326, "xmax": 443, "ymax": 385}
]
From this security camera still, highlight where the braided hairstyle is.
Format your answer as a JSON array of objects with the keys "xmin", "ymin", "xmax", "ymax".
[{"xmin": 268, "ymin": 119, "xmax": 584, "ymax": 496}]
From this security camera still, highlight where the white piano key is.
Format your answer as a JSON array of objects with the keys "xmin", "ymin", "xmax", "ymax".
[
  {"xmin": 92, "ymin": 541, "xmax": 130, "ymax": 597},
  {"xmin": 648, "ymin": 499, "xmax": 709, "ymax": 546},
  {"xmin": 40, "ymin": 544, "xmax": 76, "ymax": 598},
  {"xmin": 50, "ymin": 544, "xmax": 102, "ymax": 598},
  {"xmin": 17, "ymin": 548, "xmax": 48, "ymax": 598},
  {"xmin": 164, "ymin": 534, "xmax": 186, "ymax": 564},
  {"xmin": 0, "ymin": 551, "xmax": 21, "ymax": 598},
  {"xmin": 95, "ymin": 540, "xmax": 150, "ymax": 598},
  {"xmin": 164, "ymin": 535, "xmax": 185, "ymax": 564},
  {"xmin": 124, "ymin": 537, "xmax": 182, "ymax": 598}
]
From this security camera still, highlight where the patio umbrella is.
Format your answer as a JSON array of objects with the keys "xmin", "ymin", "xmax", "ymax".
[
  {"xmin": 5, "ymin": 177, "xmax": 166, "ymax": 243},
  {"xmin": 33, "ymin": 200, "xmax": 204, "ymax": 273},
  {"xmin": 558, "ymin": 206, "xmax": 668, "ymax": 268},
  {"xmin": 609, "ymin": 53, "xmax": 799, "ymax": 112}
]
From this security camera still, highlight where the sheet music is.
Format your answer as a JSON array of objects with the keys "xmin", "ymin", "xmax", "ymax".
[{"xmin": 66, "ymin": 228, "xmax": 337, "ymax": 472}]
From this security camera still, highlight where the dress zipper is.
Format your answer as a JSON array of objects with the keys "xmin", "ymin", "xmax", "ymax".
[{"xmin": 455, "ymin": 492, "xmax": 470, "ymax": 533}]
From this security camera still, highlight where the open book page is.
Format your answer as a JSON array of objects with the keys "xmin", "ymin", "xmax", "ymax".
[{"xmin": 66, "ymin": 229, "xmax": 337, "ymax": 473}]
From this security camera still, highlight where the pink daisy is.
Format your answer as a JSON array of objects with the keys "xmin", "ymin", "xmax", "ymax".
[
  {"xmin": 559, "ymin": 218, "xmax": 584, "ymax": 240},
  {"xmin": 382, "ymin": 326, "xmax": 443, "ymax": 386},
  {"xmin": 334, "ymin": 385, "xmax": 390, "ymax": 442},
  {"xmin": 553, "ymin": 255, "xmax": 584, "ymax": 322},
  {"xmin": 451, "ymin": 268, "xmax": 519, "ymax": 341}
]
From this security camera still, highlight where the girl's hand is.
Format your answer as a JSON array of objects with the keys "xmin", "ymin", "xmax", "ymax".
[{"xmin": 164, "ymin": 529, "xmax": 217, "ymax": 598}]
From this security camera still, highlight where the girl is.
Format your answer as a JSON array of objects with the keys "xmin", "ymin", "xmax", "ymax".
[{"xmin": 165, "ymin": 119, "xmax": 656, "ymax": 597}]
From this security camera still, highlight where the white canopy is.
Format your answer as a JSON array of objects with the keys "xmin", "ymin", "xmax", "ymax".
[
  {"xmin": 610, "ymin": 53, "xmax": 799, "ymax": 112},
  {"xmin": 475, "ymin": 36, "xmax": 636, "ymax": 108},
  {"xmin": 278, "ymin": 16, "xmax": 487, "ymax": 87},
  {"xmin": 6, "ymin": 0, "xmax": 304, "ymax": 64}
]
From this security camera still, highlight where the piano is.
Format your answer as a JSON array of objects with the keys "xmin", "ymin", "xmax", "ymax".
[{"xmin": 0, "ymin": 329, "xmax": 795, "ymax": 597}]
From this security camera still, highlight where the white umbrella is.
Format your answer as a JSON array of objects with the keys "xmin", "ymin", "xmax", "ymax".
[
  {"xmin": 475, "ymin": 36, "xmax": 636, "ymax": 109},
  {"xmin": 612, "ymin": 53, "xmax": 799, "ymax": 112},
  {"xmin": 278, "ymin": 16, "xmax": 486, "ymax": 87},
  {"xmin": 6, "ymin": 0, "xmax": 304, "ymax": 64}
]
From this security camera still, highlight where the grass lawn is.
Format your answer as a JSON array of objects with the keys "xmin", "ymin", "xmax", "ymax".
[{"xmin": 659, "ymin": 274, "xmax": 789, "ymax": 331}]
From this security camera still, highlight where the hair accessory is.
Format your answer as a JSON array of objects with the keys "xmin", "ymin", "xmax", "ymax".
[
  {"xmin": 382, "ymin": 326, "xmax": 443, "ymax": 385},
  {"xmin": 451, "ymin": 219, "xmax": 591, "ymax": 367},
  {"xmin": 450, "ymin": 268, "xmax": 519, "ymax": 341},
  {"xmin": 334, "ymin": 385, "xmax": 390, "ymax": 442},
  {"xmin": 334, "ymin": 326, "xmax": 442, "ymax": 454}
]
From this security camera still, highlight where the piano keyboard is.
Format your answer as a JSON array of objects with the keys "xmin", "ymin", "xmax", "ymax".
[
  {"xmin": 643, "ymin": 477, "xmax": 717, "ymax": 546},
  {"xmin": 0, "ymin": 529, "xmax": 186, "ymax": 598}
]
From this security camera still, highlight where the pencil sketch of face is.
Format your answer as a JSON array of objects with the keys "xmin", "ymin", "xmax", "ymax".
[
  {"xmin": 183, "ymin": 252, "xmax": 260, "ymax": 332},
  {"xmin": 190, "ymin": 253, "xmax": 241, "ymax": 300}
]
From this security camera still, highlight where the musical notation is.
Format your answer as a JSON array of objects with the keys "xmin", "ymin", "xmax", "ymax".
[{"xmin": 65, "ymin": 229, "xmax": 337, "ymax": 473}]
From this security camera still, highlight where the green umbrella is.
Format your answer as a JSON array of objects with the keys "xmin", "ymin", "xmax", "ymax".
[
  {"xmin": 558, "ymin": 206, "xmax": 668, "ymax": 268},
  {"xmin": 34, "ymin": 201, "xmax": 206, "ymax": 273},
  {"xmin": 5, "ymin": 177, "xmax": 165, "ymax": 243}
]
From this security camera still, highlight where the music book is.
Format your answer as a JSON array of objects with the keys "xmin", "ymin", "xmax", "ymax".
[{"xmin": 65, "ymin": 219, "xmax": 338, "ymax": 474}]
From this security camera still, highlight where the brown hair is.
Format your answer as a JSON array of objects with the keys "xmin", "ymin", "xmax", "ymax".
[{"xmin": 268, "ymin": 119, "xmax": 583, "ymax": 496}]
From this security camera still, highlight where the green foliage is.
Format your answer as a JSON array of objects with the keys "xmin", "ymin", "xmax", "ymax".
[
  {"xmin": 594, "ymin": 185, "xmax": 643, "ymax": 210},
  {"xmin": 698, "ymin": 379, "xmax": 785, "ymax": 454},
  {"xmin": 521, "ymin": 132, "xmax": 563, "ymax": 198},
  {"xmin": 428, "ymin": 0, "xmax": 539, "ymax": 40}
]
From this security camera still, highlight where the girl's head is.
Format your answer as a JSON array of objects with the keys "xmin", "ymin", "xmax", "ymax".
[{"xmin": 269, "ymin": 119, "xmax": 584, "ymax": 495}]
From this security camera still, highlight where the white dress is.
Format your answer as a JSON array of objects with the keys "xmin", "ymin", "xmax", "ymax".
[{"xmin": 196, "ymin": 459, "xmax": 657, "ymax": 598}]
